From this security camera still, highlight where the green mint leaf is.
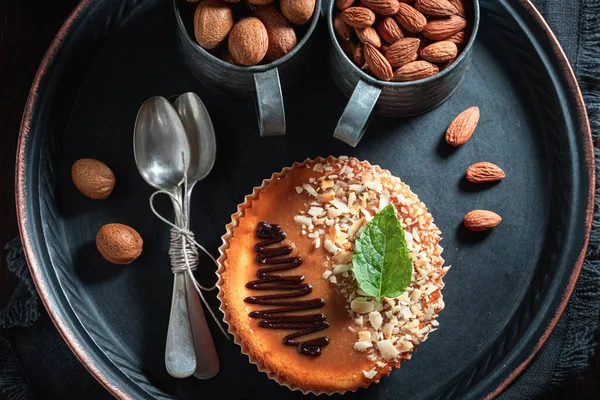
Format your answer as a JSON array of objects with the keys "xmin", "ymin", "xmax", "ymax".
[{"xmin": 352, "ymin": 204, "xmax": 413, "ymax": 302}]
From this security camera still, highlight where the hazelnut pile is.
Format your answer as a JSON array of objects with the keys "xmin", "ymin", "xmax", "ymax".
[
  {"xmin": 333, "ymin": 0, "xmax": 470, "ymax": 82},
  {"xmin": 190, "ymin": 0, "xmax": 316, "ymax": 66},
  {"xmin": 71, "ymin": 158, "xmax": 143, "ymax": 265}
]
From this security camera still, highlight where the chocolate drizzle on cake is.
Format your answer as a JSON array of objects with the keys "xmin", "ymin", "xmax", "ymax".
[{"xmin": 244, "ymin": 222, "xmax": 330, "ymax": 356}]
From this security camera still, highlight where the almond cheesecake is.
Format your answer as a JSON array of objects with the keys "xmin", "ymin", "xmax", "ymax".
[{"xmin": 217, "ymin": 156, "xmax": 448, "ymax": 394}]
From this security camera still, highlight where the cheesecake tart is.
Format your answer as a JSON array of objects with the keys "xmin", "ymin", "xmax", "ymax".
[{"xmin": 217, "ymin": 157, "xmax": 448, "ymax": 394}]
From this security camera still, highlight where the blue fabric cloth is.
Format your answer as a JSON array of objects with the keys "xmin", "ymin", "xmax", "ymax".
[{"xmin": 1, "ymin": 1, "xmax": 598, "ymax": 399}]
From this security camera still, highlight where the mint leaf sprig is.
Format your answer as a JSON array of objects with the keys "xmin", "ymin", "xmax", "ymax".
[{"xmin": 352, "ymin": 204, "xmax": 413, "ymax": 303}]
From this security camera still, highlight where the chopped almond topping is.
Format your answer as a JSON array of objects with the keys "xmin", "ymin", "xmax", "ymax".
[
  {"xmin": 333, "ymin": 264, "xmax": 351, "ymax": 274},
  {"xmin": 333, "ymin": 251, "xmax": 352, "ymax": 264},
  {"xmin": 318, "ymin": 192, "xmax": 335, "ymax": 203},
  {"xmin": 362, "ymin": 368, "xmax": 377, "ymax": 379},
  {"xmin": 330, "ymin": 198, "xmax": 351, "ymax": 213},
  {"xmin": 327, "ymin": 207, "xmax": 342, "ymax": 218},
  {"xmin": 369, "ymin": 311, "xmax": 383, "ymax": 330},
  {"xmin": 349, "ymin": 184, "xmax": 365, "ymax": 193},
  {"xmin": 293, "ymin": 215, "xmax": 312, "ymax": 226},
  {"xmin": 321, "ymin": 180, "xmax": 334, "ymax": 189},
  {"xmin": 291, "ymin": 158, "xmax": 445, "ymax": 371},
  {"xmin": 323, "ymin": 239, "xmax": 338, "ymax": 254},
  {"xmin": 348, "ymin": 192, "xmax": 357, "ymax": 208},
  {"xmin": 302, "ymin": 184, "xmax": 318, "ymax": 197},
  {"xmin": 354, "ymin": 341, "xmax": 372, "ymax": 352},
  {"xmin": 377, "ymin": 340, "xmax": 400, "ymax": 361},
  {"xmin": 308, "ymin": 207, "xmax": 324, "ymax": 217},
  {"xmin": 347, "ymin": 217, "xmax": 366, "ymax": 238},
  {"xmin": 313, "ymin": 163, "xmax": 324, "ymax": 173}
]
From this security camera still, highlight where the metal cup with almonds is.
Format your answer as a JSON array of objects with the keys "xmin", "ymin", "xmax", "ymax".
[
  {"xmin": 327, "ymin": 0, "xmax": 480, "ymax": 147},
  {"xmin": 173, "ymin": 0, "xmax": 321, "ymax": 137}
]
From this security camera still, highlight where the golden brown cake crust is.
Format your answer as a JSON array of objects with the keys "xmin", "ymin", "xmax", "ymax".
[{"xmin": 216, "ymin": 157, "xmax": 445, "ymax": 395}]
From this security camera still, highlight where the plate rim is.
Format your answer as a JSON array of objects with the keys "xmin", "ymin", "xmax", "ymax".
[{"xmin": 14, "ymin": 0, "xmax": 595, "ymax": 399}]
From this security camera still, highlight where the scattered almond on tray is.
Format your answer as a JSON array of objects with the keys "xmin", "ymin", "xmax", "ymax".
[
  {"xmin": 334, "ymin": 0, "xmax": 470, "ymax": 81},
  {"xmin": 464, "ymin": 210, "xmax": 502, "ymax": 231},
  {"xmin": 445, "ymin": 106, "xmax": 479, "ymax": 146},
  {"xmin": 466, "ymin": 162, "xmax": 506, "ymax": 183}
]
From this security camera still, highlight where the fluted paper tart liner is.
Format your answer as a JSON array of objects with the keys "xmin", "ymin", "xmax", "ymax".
[{"xmin": 216, "ymin": 156, "xmax": 447, "ymax": 395}]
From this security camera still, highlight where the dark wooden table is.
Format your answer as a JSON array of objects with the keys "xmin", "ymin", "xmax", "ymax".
[{"xmin": 0, "ymin": 0, "xmax": 597, "ymax": 398}]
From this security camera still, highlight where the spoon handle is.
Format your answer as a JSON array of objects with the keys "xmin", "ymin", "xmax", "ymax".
[
  {"xmin": 183, "ymin": 185, "xmax": 220, "ymax": 379},
  {"xmin": 186, "ymin": 273, "xmax": 220, "ymax": 379},
  {"xmin": 165, "ymin": 272, "xmax": 196, "ymax": 378}
]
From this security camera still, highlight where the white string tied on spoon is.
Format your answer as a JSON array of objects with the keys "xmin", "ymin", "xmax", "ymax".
[{"xmin": 149, "ymin": 189, "xmax": 229, "ymax": 339}]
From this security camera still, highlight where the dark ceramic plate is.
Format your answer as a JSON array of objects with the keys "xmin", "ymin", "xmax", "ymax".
[{"xmin": 16, "ymin": 0, "xmax": 594, "ymax": 399}]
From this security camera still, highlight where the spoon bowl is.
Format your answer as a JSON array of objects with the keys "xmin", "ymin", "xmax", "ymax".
[
  {"xmin": 174, "ymin": 92, "xmax": 217, "ymax": 185},
  {"xmin": 134, "ymin": 96, "xmax": 190, "ymax": 190}
]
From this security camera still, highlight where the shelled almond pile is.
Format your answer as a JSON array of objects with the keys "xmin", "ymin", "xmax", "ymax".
[
  {"xmin": 293, "ymin": 157, "xmax": 448, "ymax": 376},
  {"xmin": 333, "ymin": 0, "xmax": 469, "ymax": 81}
]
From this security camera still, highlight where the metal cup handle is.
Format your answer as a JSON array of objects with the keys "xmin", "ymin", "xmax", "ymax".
[
  {"xmin": 254, "ymin": 68, "xmax": 286, "ymax": 137},
  {"xmin": 333, "ymin": 80, "xmax": 382, "ymax": 147}
]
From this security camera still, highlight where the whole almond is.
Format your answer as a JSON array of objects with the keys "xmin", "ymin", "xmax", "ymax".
[
  {"xmin": 447, "ymin": 30, "xmax": 466, "ymax": 45},
  {"xmin": 464, "ymin": 210, "xmax": 502, "ymax": 232},
  {"xmin": 364, "ymin": 42, "xmax": 393, "ymax": 80},
  {"xmin": 420, "ymin": 40, "xmax": 458, "ymax": 63},
  {"xmin": 466, "ymin": 162, "xmax": 506, "ymax": 183},
  {"xmin": 353, "ymin": 42, "xmax": 366, "ymax": 66},
  {"xmin": 254, "ymin": 5, "xmax": 297, "ymax": 62},
  {"xmin": 96, "ymin": 223, "xmax": 143, "ymax": 265},
  {"xmin": 423, "ymin": 15, "xmax": 467, "ymax": 40},
  {"xmin": 395, "ymin": 3, "xmax": 427, "ymax": 33},
  {"xmin": 280, "ymin": 0, "xmax": 315, "ymax": 25},
  {"xmin": 336, "ymin": 0, "xmax": 355, "ymax": 11},
  {"xmin": 341, "ymin": 7, "xmax": 376, "ymax": 28},
  {"xmin": 194, "ymin": 0, "xmax": 234, "ymax": 50},
  {"xmin": 361, "ymin": 0, "xmax": 400, "ymax": 16},
  {"xmin": 228, "ymin": 17, "xmax": 268, "ymax": 66},
  {"xmin": 334, "ymin": 14, "xmax": 354, "ymax": 41},
  {"xmin": 355, "ymin": 26, "xmax": 382, "ymax": 48},
  {"xmin": 414, "ymin": 0, "xmax": 458, "ymax": 17},
  {"xmin": 72, "ymin": 158, "xmax": 115, "ymax": 200},
  {"xmin": 445, "ymin": 106, "xmax": 480, "ymax": 146},
  {"xmin": 392, "ymin": 60, "xmax": 439, "ymax": 81},
  {"xmin": 376, "ymin": 17, "xmax": 404, "ymax": 44},
  {"xmin": 385, "ymin": 37, "xmax": 420, "ymax": 67},
  {"xmin": 448, "ymin": 0, "xmax": 465, "ymax": 17}
]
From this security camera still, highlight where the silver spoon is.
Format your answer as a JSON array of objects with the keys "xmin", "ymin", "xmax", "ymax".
[
  {"xmin": 174, "ymin": 92, "xmax": 219, "ymax": 379},
  {"xmin": 133, "ymin": 96, "xmax": 196, "ymax": 378}
]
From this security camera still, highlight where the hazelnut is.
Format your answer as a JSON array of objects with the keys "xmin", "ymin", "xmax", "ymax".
[
  {"xmin": 71, "ymin": 158, "xmax": 115, "ymax": 199},
  {"xmin": 96, "ymin": 223, "xmax": 143, "ymax": 265}
]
